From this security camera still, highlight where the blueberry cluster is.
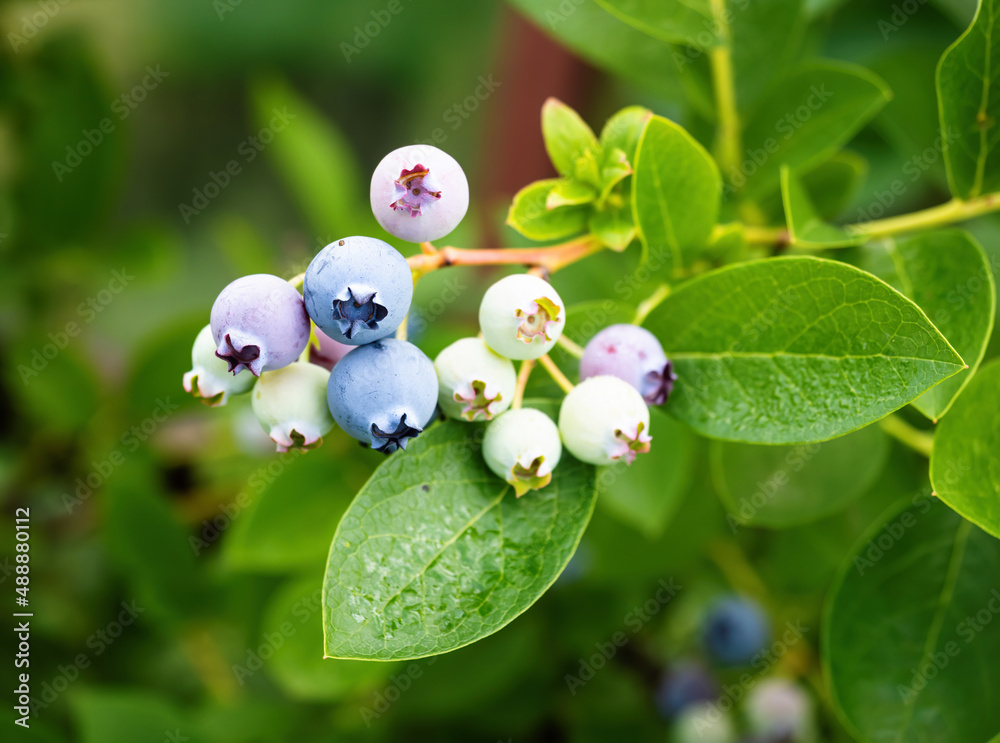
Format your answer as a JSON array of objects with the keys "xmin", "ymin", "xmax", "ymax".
[
  {"xmin": 183, "ymin": 144, "xmax": 678, "ymax": 495},
  {"xmin": 657, "ymin": 595, "xmax": 816, "ymax": 743}
]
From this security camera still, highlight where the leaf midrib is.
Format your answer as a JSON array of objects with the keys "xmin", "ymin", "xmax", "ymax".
[
  {"xmin": 669, "ymin": 350, "xmax": 963, "ymax": 366},
  {"xmin": 330, "ymin": 483, "xmax": 511, "ymax": 652},
  {"xmin": 894, "ymin": 520, "xmax": 971, "ymax": 742}
]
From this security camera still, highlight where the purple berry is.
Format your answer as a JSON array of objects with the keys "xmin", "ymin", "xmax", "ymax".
[
  {"xmin": 370, "ymin": 145, "xmax": 469, "ymax": 243},
  {"xmin": 303, "ymin": 237, "xmax": 413, "ymax": 346},
  {"xmin": 210, "ymin": 274, "xmax": 310, "ymax": 377},
  {"xmin": 655, "ymin": 661, "xmax": 720, "ymax": 719},
  {"xmin": 580, "ymin": 324, "xmax": 676, "ymax": 405}
]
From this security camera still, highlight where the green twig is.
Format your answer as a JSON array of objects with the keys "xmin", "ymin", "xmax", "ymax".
[
  {"xmin": 633, "ymin": 283, "xmax": 672, "ymax": 326},
  {"xmin": 879, "ymin": 414, "xmax": 935, "ymax": 458},
  {"xmin": 709, "ymin": 0, "xmax": 741, "ymax": 177},
  {"xmin": 538, "ymin": 354, "xmax": 575, "ymax": 394}
]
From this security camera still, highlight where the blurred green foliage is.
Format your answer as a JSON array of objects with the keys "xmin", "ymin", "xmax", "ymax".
[{"xmin": 1, "ymin": 0, "xmax": 998, "ymax": 740}]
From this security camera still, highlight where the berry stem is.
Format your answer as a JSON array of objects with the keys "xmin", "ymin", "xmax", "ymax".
[
  {"xmin": 538, "ymin": 354, "xmax": 575, "ymax": 394},
  {"xmin": 396, "ymin": 314, "xmax": 408, "ymax": 342},
  {"xmin": 706, "ymin": 538, "xmax": 772, "ymax": 608},
  {"xmin": 300, "ymin": 322, "xmax": 319, "ymax": 363},
  {"xmin": 288, "ymin": 272, "xmax": 306, "ymax": 290},
  {"xmin": 408, "ymin": 236, "xmax": 604, "ymax": 279},
  {"xmin": 879, "ymin": 414, "xmax": 934, "ymax": 458},
  {"xmin": 633, "ymin": 283, "xmax": 672, "ymax": 326},
  {"xmin": 555, "ymin": 335, "xmax": 585, "ymax": 359},
  {"xmin": 512, "ymin": 359, "xmax": 535, "ymax": 410}
]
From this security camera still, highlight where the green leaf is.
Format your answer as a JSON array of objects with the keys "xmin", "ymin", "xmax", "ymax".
[
  {"xmin": 225, "ymin": 448, "xmax": 370, "ymax": 572},
  {"xmin": 937, "ymin": 0, "xmax": 1000, "ymax": 198},
  {"xmin": 264, "ymin": 575, "xmax": 396, "ymax": 700},
  {"xmin": 593, "ymin": 0, "xmax": 714, "ymax": 46},
  {"xmin": 931, "ymin": 360, "xmax": 1000, "ymax": 539},
  {"xmin": 761, "ymin": 150, "xmax": 868, "ymax": 223},
  {"xmin": 598, "ymin": 409, "xmax": 694, "ymax": 538},
  {"xmin": 546, "ymin": 178, "xmax": 598, "ymax": 209},
  {"xmin": 600, "ymin": 106, "xmax": 654, "ymax": 165},
  {"xmin": 825, "ymin": 498, "xmax": 1000, "ymax": 743},
  {"xmin": 542, "ymin": 98, "xmax": 600, "ymax": 179},
  {"xmin": 729, "ymin": 0, "xmax": 806, "ymax": 113},
  {"xmin": 712, "ymin": 424, "xmax": 889, "ymax": 528},
  {"xmin": 642, "ymin": 256, "xmax": 966, "ymax": 443},
  {"xmin": 737, "ymin": 61, "xmax": 892, "ymax": 198},
  {"xmin": 506, "ymin": 179, "xmax": 590, "ymax": 242},
  {"xmin": 632, "ymin": 116, "xmax": 721, "ymax": 275},
  {"xmin": 251, "ymin": 76, "xmax": 374, "ymax": 239},
  {"xmin": 73, "ymin": 691, "xmax": 206, "ymax": 743},
  {"xmin": 104, "ymin": 457, "xmax": 214, "ymax": 625},
  {"xmin": 589, "ymin": 198, "xmax": 637, "ymax": 252},
  {"xmin": 508, "ymin": 0, "xmax": 712, "ymax": 116},
  {"xmin": 850, "ymin": 231, "xmax": 995, "ymax": 420},
  {"xmin": 781, "ymin": 166, "xmax": 864, "ymax": 247},
  {"xmin": 322, "ymin": 420, "xmax": 597, "ymax": 660}
]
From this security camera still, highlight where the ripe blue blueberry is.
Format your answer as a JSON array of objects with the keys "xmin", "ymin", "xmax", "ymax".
[
  {"xmin": 370, "ymin": 145, "xmax": 469, "ymax": 243},
  {"xmin": 251, "ymin": 362, "xmax": 336, "ymax": 452},
  {"xmin": 482, "ymin": 408, "xmax": 562, "ymax": 497},
  {"xmin": 655, "ymin": 661, "xmax": 719, "ymax": 719},
  {"xmin": 304, "ymin": 237, "xmax": 413, "ymax": 346},
  {"xmin": 558, "ymin": 375, "xmax": 651, "ymax": 466},
  {"xmin": 580, "ymin": 324, "xmax": 676, "ymax": 405},
  {"xmin": 703, "ymin": 596, "xmax": 770, "ymax": 666},
  {"xmin": 743, "ymin": 678, "xmax": 815, "ymax": 742},
  {"xmin": 210, "ymin": 273, "xmax": 311, "ymax": 377},
  {"xmin": 479, "ymin": 274, "xmax": 566, "ymax": 360},
  {"xmin": 183, "ymin": 324, "xmax": 255, "ymax": 406},
  {"xmin": 434, "ymin": 337, "xmax": 517, "ymax": 421},
  {"xmin": 327, "ymin": 339, "xmax": 437, "ymax": 453}
]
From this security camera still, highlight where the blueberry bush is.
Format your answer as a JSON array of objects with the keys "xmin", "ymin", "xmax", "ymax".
[{"xmin": 5, "ymin": 0, "xmax": 1000, "ymax": 741}]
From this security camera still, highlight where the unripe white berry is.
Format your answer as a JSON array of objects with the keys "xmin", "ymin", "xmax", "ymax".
[
  {"xmin": 479, "ymin": 274, "xmax": 566, "ymax": 360},
  {"xmin": 558, "ymin": 375, "xmax": 651, "ymax": 466},
  {"xmin": 251, "ymin": 362, "xmax": 336, "ymax": 452},
  {"xmin": 482, "ymin": 408, "xmax": 562, "ymax": 497},
  {"xmin": 183, "ymin": 324, "xmax": 254, "ymax": 406},
  {"xmin": 434, "ymin": 337, "xmax": 517, "ymax": 421}
]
